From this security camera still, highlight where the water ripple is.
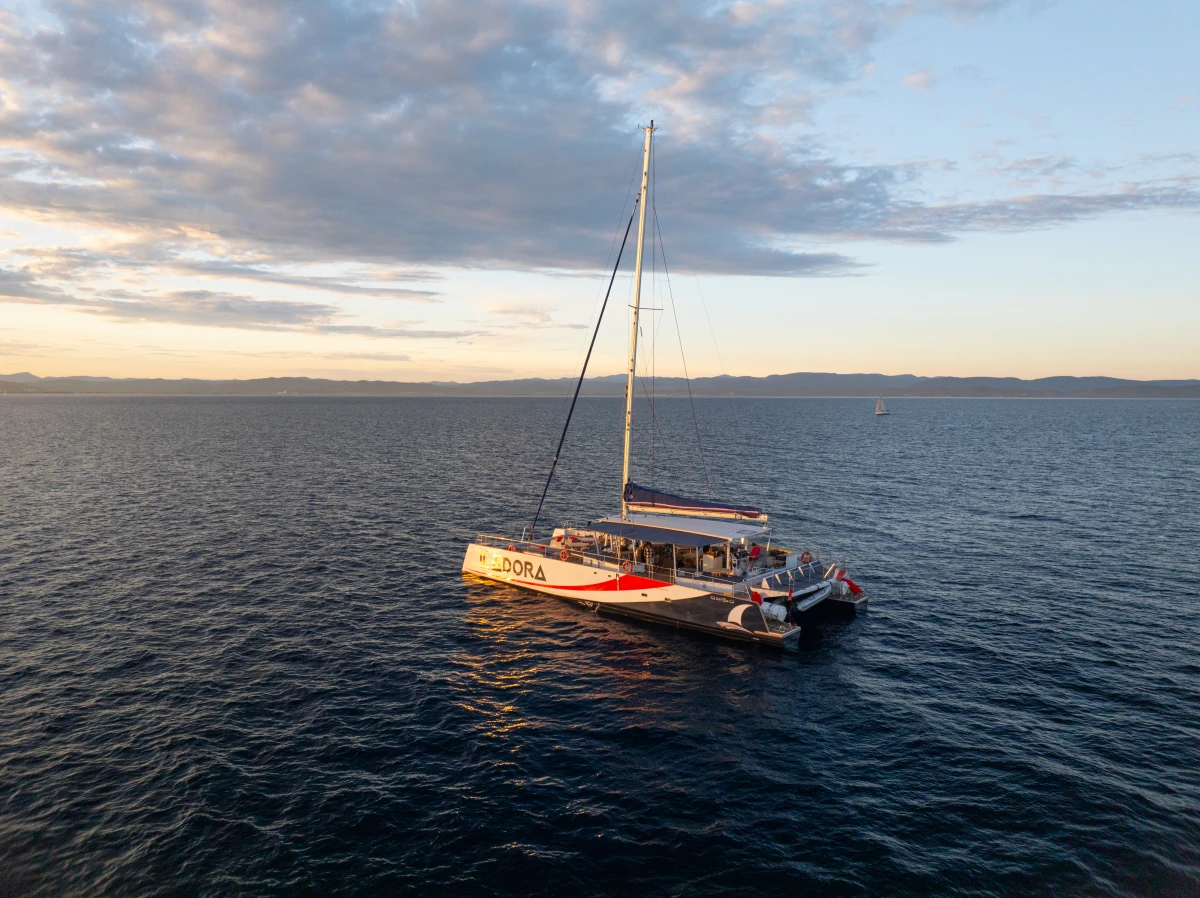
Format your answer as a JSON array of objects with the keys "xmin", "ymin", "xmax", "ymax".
[{"xmin": 1, "ymin": 396, "xmax": 1198, "ymax": 896}]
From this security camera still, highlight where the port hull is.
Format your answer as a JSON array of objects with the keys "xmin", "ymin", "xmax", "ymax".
[{"xmin": 463, "ymin": 543, "xmax": 801, "ymax": 648}]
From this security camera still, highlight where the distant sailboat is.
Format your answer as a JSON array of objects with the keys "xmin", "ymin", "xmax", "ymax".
[{"xmin": 875, "ymin": 397, "xmax": 889, "ymax": 416}]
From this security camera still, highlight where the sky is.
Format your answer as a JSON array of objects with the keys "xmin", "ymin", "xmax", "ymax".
[{"xmin": 0, "ymin": 0, "xmax": 1196, "ymax": 382}]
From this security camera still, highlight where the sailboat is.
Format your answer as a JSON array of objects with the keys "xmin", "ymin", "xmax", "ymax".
[
  {"xmin": 875, "ymin": 397, "xmax": 889, "ymax": 415},
  {"xmin": 461, "ymin": 123, "xmax": 864, "ymax": 648}
]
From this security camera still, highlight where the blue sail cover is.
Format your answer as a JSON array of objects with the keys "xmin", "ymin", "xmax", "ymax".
[{"xmin": 623, "ymin": 482, "xmax": 762, "ymax": 519}]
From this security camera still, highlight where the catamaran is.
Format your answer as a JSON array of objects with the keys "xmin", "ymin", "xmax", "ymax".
[{"xmin": 461, "ymin": 123, "xmax": 864, "ymax": 648}]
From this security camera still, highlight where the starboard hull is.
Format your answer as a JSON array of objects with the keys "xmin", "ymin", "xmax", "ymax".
[{"xmin": 463, "ymin": 543, "xmax": 802, "ymax": 648}]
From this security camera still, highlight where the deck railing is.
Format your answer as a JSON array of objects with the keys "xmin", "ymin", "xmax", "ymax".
[{"xmin": 473, "ymin": 533, "xmax": 829, "ymax": 591}]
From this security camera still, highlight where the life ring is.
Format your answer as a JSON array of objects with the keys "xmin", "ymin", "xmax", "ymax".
[
  {"xmin": 507, "ymin": 544, "xmax": 516, "ymax": 552},
  {"xmin": 620, "ymin": 560, "xmax": 633, "ymax": 574},
  {"xmin": 800, "ymin": 551, "xmax": 814, "ymax": 565},
  {"xmin": 560, "ymin": 549, "xmax": 570, "ymax": 561}
]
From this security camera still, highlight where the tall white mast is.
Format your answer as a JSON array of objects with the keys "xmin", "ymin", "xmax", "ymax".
[{"xmin": 622, "ymin": 121, "xmax": 654, "ymax": 519}]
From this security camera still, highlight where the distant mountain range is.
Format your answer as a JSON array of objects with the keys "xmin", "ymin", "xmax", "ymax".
[{"xmin": 2, "ymin": 371, "xmax": 1198, "ymax": 398}]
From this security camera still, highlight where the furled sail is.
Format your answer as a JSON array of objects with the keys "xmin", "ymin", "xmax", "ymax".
[{"xmin": 623, "ymin": 482, "xmax": 762, "ymax": 519}]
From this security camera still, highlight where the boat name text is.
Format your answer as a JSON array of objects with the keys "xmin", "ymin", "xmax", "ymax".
[{"xmin": 483, "ymin": 552, "xmax": 547, "ymax": 581}]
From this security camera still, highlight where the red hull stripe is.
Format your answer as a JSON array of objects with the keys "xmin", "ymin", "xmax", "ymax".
[{"xmin": 511, "ymin": 574, "xmax": 670, "ymax": 592}]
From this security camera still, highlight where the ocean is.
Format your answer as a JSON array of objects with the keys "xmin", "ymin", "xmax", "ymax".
[{"xmin": 1, "ymin": 395, "xmax": 1197, "ymax": 896}]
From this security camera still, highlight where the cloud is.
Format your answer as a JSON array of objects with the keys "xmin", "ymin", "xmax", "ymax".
[
  {"xmin": 902, "ymin": 71, "xmax": 935, "ymax": 90},
  {"xmin": 0, "ymin": 243, "xmax": 459, "ymax": 333},
  {"xmin": 316, "ymin": 323, "xmax": 483, "ymax": 339},
  {"xmin": 0, "ymin": 265, "xmax": 70, "ymax": 302},
  {"xmin": 0, "ymin": 338, "xmax": 51, "ymax": 357},
  {"xmin": 0, "ymin": 0, "xmax": 1193, "ymax": 310},
  {"xmin": 987, "ymin": 156, "xmax": 1078, "ymax": 177},
  {"xmin": 488, "ymin": 306, "xmax": 589, "ymax": 329},
  {"xmin": 867, "ymin": 182, "xmax": 1200, "ymax": 241},
  {"xmin": 229, "ymin": 349, "xmax": 413, "ymax": 362},
  {"xmin": 10, "ymin": 244, "xmax": 442, "ymax": 301},
  {"xmin": 0, "ymin": 0, "xmax": 1020, "ymax": 282},
  {"xmin": 0, "ymin": 267, "xmax": 479, "ymax": 337},
  {"xmin": 92, "ymin": 290, "xmax": 337, "ymax": 329},
  {"xmin": 974, "ymin": 154, "xmax": 1082, "ymax": 188},
  {"xmin": 310, "ymin": 351, "xmax": 410, "ymax": 361},
  {"xmin": 169, "ymin": 261, "xmax": 442, "ymax": 302}
]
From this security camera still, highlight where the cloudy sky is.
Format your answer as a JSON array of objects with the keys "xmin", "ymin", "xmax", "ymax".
[{"xmin": 0, "ymin": 0, "xmax": 1196, "ymax": 381}]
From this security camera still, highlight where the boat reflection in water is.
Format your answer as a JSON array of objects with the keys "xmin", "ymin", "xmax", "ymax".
[{"xmin": 452, "ymin": 581, "xmax": 664, "ymax": 748}]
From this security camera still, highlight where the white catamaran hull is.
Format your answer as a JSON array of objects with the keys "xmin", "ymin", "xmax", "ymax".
[{"xmin": 462, "ymin": 543, "xmax": 802, "ymax": 647}]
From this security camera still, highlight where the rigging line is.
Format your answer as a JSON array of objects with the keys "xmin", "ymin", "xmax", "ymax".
[
  {"xmin": 633, "ymin": 317, "xmax": 662, "ymax": 486},
  {"xmin": 530, "ymin": 199, "xmax": 639, "ymax": 538},
  {"xmin": 650, "ymin": 301, "xmax": 656, "ymax": 491},
  {"xmin": 649, "ymin": 303, "xmax": 672, "ymax": 490},
  {"xmin": 649, "ymin": 134, "xmax": 657, "ymax": 491},
  {"xmin": 692, "ymin": 269, "xmax": 726, "ymax": 376},
  {"xmin": 647, "ymin": 134, "xmax": 684, "ymax": 488},
  {"xmin": 652, "ymin": 201, "xmax": 712, "ymax": 495},
  {"xmin": 634, "ymin": 329, "xmax": 669, "ymax": 481},
  {"xmin": 638, "ymin": 376, "xmax": 667, "ymax": 486},
  {"xmin": 634, "ymin": 330, "xmax": 671, "ymax": 488},
  {"xmin": 564, "ymin": 147, "xmax": 646, "ymax": 391}
]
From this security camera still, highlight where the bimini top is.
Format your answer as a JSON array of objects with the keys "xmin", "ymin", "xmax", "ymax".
[
  {"xmin": 614, "ymin": 512, "xmax": 768, "ymax": 542},
  {"xmin": 623, "ymin": 482, "xmax": 764, "ymax": 520},
  {"xmin": 583, "ymin": 520, "xmax": 727, "ymax": 548}
]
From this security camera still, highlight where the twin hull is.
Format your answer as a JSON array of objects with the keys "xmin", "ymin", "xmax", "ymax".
[{"xmin": 462, "ymin": 543, "xmax": 801, "ymax": 647}]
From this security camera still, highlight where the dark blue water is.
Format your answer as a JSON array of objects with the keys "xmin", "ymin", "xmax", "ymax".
[{"xmin": 1, "ymin": 396, "xmax": 1198, "ymax": 897}]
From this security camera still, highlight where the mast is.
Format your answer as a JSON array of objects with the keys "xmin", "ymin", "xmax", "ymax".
[{"xmin": 622, "ymin": 121, "xmax": 655, "ymax": 519}]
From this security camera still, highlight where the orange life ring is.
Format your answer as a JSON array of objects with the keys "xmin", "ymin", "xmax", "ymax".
[
  {"xmin": 800, "ymin": 551, "xmax": 814, "ymax": 565},
  {"xmin": 560, "ymin": 549, "xmax": 570, "ymax": 561},
  {"xmin": 620, "ymin": 560, "xmax": 633, "ymax": 574},
  {"xmin": 507, "ymin": 544, "xmax": 516, "ymax": 552}
]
